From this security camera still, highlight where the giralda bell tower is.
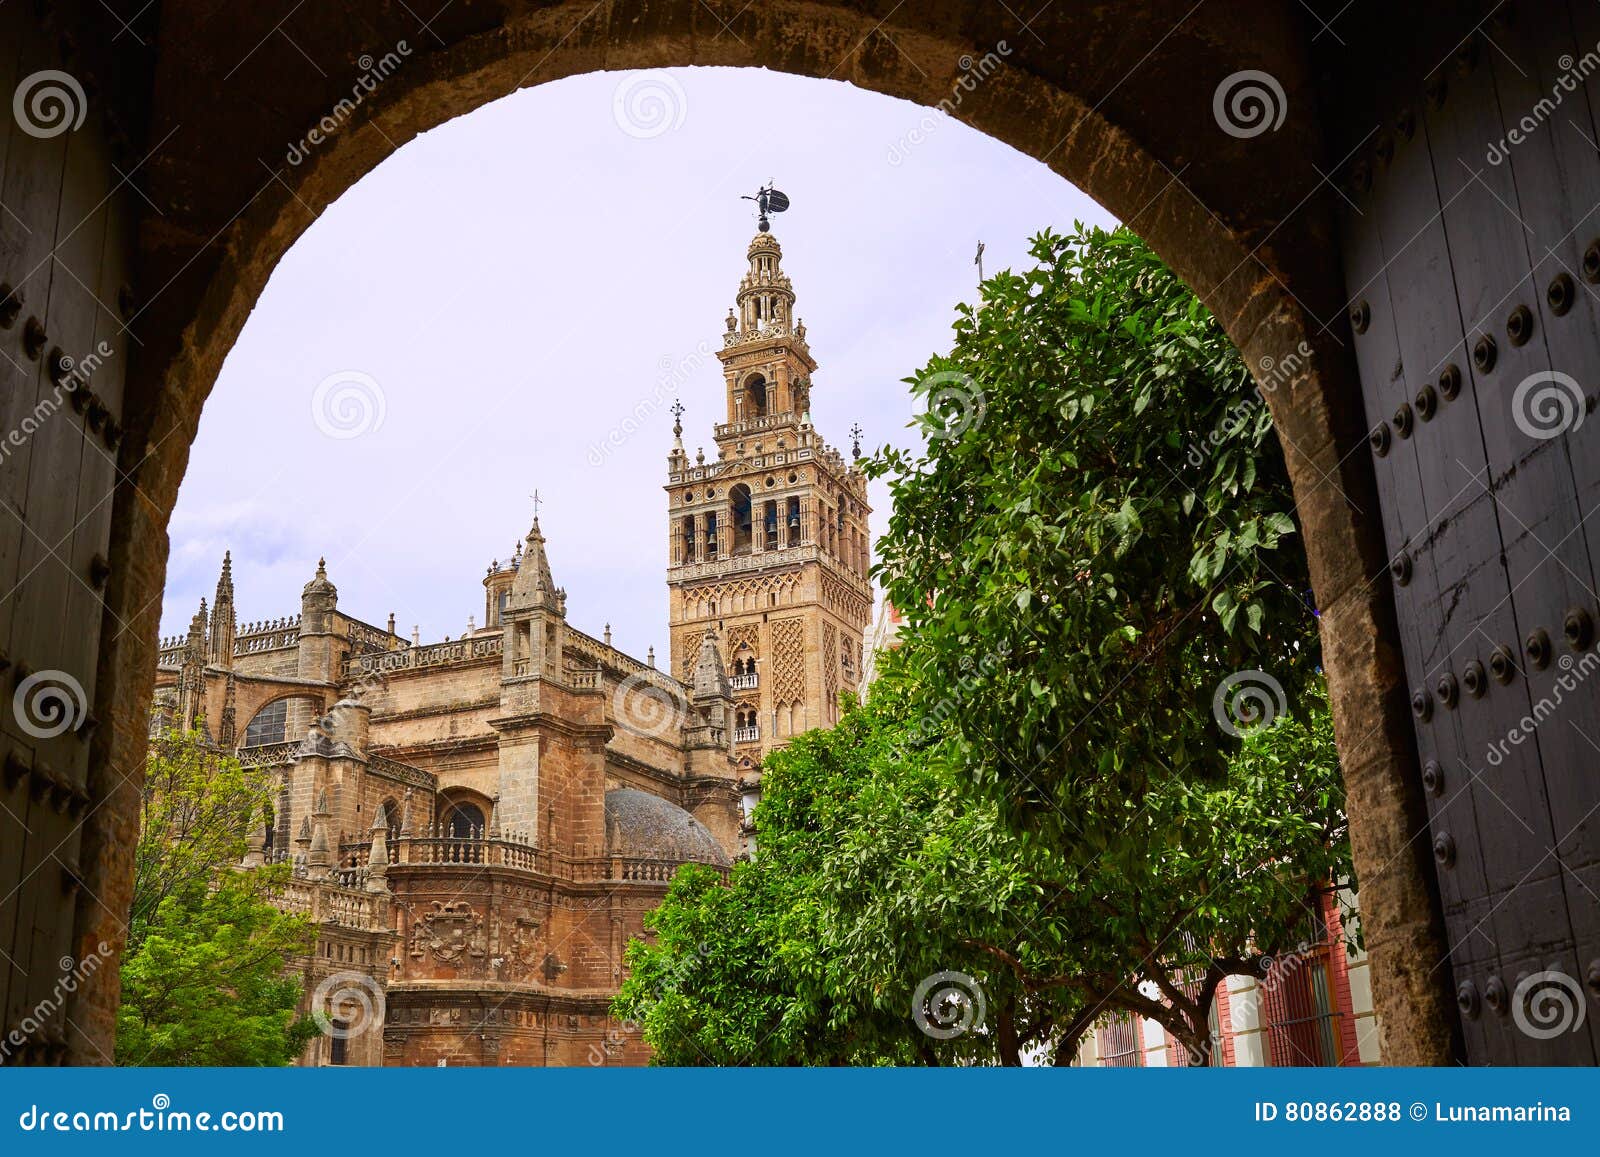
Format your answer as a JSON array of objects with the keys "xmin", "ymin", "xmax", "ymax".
[{"xmin": 665, "ymin": 189, "xmax": 872, "ymax": 769}]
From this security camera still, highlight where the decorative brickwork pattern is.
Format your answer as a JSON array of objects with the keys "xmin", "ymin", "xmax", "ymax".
[{"xmin": 771, "ymin": 617, "xmax": 806, "ymax": 705}]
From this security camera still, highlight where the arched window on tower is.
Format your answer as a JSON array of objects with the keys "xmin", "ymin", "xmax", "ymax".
[
  {"xmin": 681, "ymin": 515, "xmax": 695, "ymax": 563},
  {"xmin": 743, "ymin": 373, "xmax": 768, "ymax": 417},
  {"xmin": 787, "ymin": 497, "xmax": 802, "ymax": 543},
  {"xmin": 731, "ymin": 485, "xmax": 753, "ymax": 553},
  {"xmin": 763, "ymin": 500, "xmax": 779, "ymax": 550}
]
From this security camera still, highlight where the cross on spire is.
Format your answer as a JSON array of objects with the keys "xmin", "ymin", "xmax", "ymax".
[{"xmin": 530, "ymin": 489, "xmax": 542, "ymax": 520}]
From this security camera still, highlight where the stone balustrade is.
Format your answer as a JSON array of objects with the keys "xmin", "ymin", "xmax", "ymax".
[
  {"xmin": 274, "ymin": 872, "xmax": 388, "ymax": 931},
  {"xmin": 346, "ymin": 634, "xmax": 502, "ymax": 678},
  {"xmin": 338, "ymin": 833, "xmax": 723, "ymax": 885}
]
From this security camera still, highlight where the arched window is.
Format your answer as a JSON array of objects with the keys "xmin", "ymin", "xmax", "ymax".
[
  {"xmin": 380, "ymin": 797, "xmax": 402, "ymax": 841},
  {"xmin": 444, "ymin": 801, "xmax": 484, "ymax": 840},
  {"xmin": 743, "ymin": 374, "xmax": 768, "ymax": 416},
  {"xmin": 242, "ymin": 699, "xmax": 288, "ymax": 746},
  {"xmin": 731, "ymin": 484, "xmax": 753, "ymax": 552}
]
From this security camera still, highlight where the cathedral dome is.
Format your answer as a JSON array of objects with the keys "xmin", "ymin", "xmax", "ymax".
[
  {"xmin": 604, "ymin": 788, "xmax": 729, "ymax": 868},
  {"xmin": 747, "ymin": 231, "xmax": 782, "ymax": 257}
]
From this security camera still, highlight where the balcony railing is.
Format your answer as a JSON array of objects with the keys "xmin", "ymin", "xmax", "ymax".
[
  {"xmin": 729, "ymin": 673, "xmax": 758, "ymax": 690},
  {"xmin": 734, "ymin": 726, "xmax": 760, "ymax": 744},
  {"xmin": 337, "ymin": 834, "xmax": 725, "ymax": 883}
]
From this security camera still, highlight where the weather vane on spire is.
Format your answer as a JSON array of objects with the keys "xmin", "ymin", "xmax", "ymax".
[{"xmin": 741, "ymin": 182, "xmax": 790, "ymax": 232}]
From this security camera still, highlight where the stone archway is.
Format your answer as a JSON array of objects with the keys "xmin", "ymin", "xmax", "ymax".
[{"xmin": 17, "ymin": 0, "xmax": 1456, "ymax": 1063}]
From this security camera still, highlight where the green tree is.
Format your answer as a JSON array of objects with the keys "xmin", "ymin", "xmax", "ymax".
[
  {"xmin": 618, "ymin": 674, "xmax": 1345, "ymax": 1065},
  {"xmin": 116, "ymin": 730, "xmax": 316, "ymax": 1066},
  {"xmin": 615, "ymin": 691, "xmax": 926, "ymax": 1065},
  {"xmin": 869, "ymin": 225, "xmax": 1318, "ymax": 841},
  {"xmin": 820, "ymin": 673, "xmax": 1347, "ymax": 1064},
  {"xmin": 856, "ymin": 224, "xmax": 1345, "ymax": 1060}
]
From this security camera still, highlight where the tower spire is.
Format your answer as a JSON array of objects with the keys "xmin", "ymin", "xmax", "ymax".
[
  {"xmin": 208, "ymin": 550, "xmax": 236, "ymax": 668},
  {"xmin": 509, "ymin": 506, "xmax": 564, "ymax": 616},
  {"xmin": 667, "ymin": 207, "xmax": 873, "ymax": 756}
]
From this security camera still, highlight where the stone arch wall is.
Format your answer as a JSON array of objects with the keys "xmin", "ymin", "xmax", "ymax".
[{"xmin": 64, "ymin": 0, "xmax": 1449, "ymax": 1062}]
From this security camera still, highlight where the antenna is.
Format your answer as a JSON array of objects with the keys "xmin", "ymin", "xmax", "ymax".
[
  {"xmin": 975, "ymin": 240, "xmax": 985, "ymax": 283},
  {"xmin": 740, "ymin": 182, "xmax": 791, "ymax": 232}
]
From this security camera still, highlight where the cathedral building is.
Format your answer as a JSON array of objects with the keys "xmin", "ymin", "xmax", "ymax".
[{"xmin": 150, "ymin": 224, "xmax": 870, "ymax": 1066}]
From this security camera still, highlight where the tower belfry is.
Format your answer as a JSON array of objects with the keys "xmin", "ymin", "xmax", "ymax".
[{"xmin": 665, "ymin": 198, "xmax": 873, "ymax": 762}]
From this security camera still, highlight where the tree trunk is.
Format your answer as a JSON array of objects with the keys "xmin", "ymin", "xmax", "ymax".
[{"xmin": 996, "ymin": 996, "xmax": 1022, "ymax": 1066}]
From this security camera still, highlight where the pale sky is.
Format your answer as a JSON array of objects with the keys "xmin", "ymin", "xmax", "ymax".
[{"xmin": 159, "ymin": 66, "xmax": 1116, "ymax": 664}]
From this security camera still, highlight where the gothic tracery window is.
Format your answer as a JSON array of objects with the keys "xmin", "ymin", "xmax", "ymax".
[{"xmin": 242, "ymin": 699, "xmax": 288, "ymax": 746}]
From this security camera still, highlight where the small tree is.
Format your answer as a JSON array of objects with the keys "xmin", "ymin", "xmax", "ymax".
[{"xmin": 116, "ymin": 729, "xmax": 317, "ymax": 1066}]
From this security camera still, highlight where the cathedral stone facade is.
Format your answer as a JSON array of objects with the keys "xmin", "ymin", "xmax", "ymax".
[{"xmin": 150, "ymin": 227, "xmax": 870, "ymax": 1066}]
